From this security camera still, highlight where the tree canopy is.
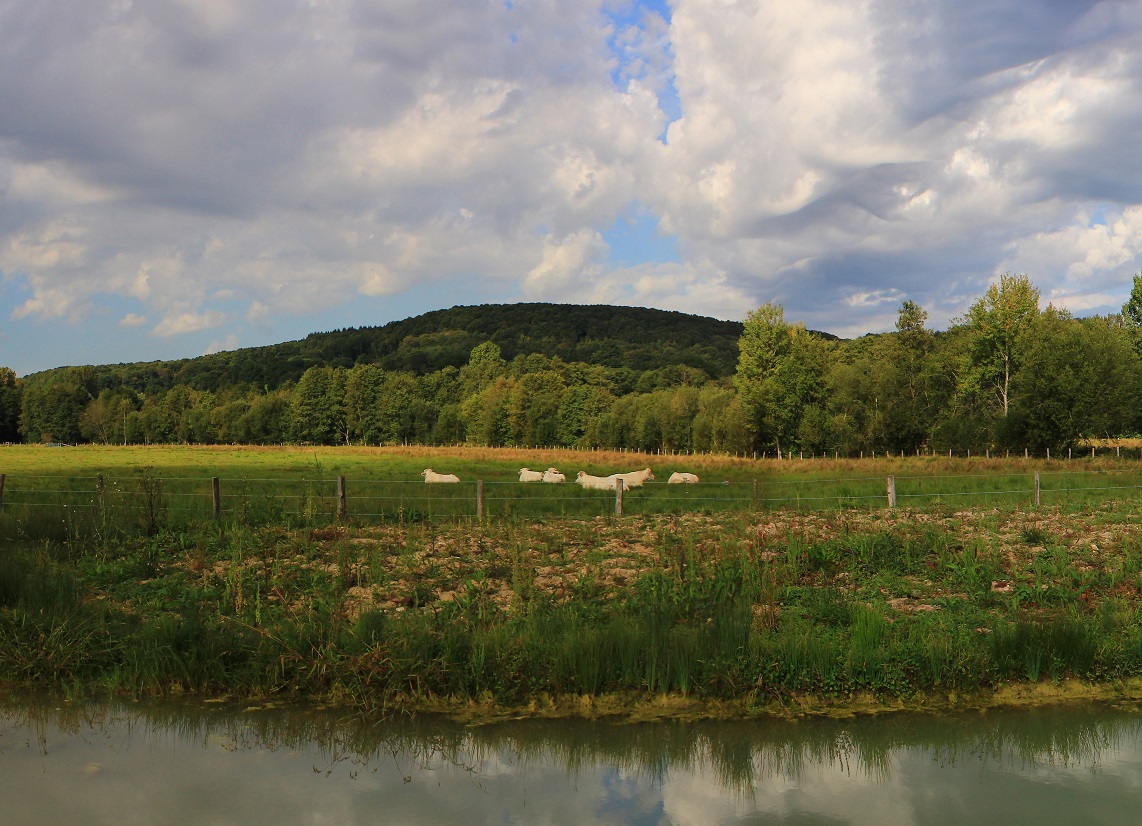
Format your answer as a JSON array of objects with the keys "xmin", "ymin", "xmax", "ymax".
[{"xmin": 6, "ymin": 282, "xmax": 1140, "ymax": 453}]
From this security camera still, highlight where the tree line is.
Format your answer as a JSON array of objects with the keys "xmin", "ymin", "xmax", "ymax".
[{"xmin": 5, "ymin": 274, "xmax": 1141, "ymax": 454}]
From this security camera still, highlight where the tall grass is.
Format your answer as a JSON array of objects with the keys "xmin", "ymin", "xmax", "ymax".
[{"xmin": 3, "ymin": 486, "xmax": 1142, "ymax": 712}]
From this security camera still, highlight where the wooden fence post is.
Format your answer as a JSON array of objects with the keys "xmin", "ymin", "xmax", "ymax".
[
  {"xmin": 212, "ymin": 477, "xmax": 221, "ymax": 520},
  {"xmin": 1034, "ymin": 471, "xmax": 1040, "ymax": 507},
  {"xmin": 477, "ymin": 480, "xmax": 485, "ymax": 520},
  {"xmin": 95, "ymin": 474, "xmax": 105, "ymax": 515},
  {"xmin": 887, "ymin": 475, "xmax": 896, "ymax": 508},
  {"xmin": 337, "ymin": 475, "xmax": 347, "ymax": 521},
  {"xmin": 615, "ymin": 477, "xmax": 624, "ymax": 517},
  {"xmin": 753, "ymin": 478, "xmax": 758, "ymax": 509}
]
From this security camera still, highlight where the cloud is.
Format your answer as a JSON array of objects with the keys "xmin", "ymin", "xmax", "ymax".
[
  {"xmin": 151, "ymin": 310, "xmax": 226, "ymax": 338},
  {"xmin": 203, "ymin": 333, "xmax": 239, "ymax": 355},
  {"xmin": 643, "ymin": 0, "xmax": 1142, "ymax": 329},
  {"xmin": 118, "ymin": 312, "xmax": 146, "ymax": 327},
  {"xmin": 5, "ymin": 0, "xmax": 1142, "ymax": 374},
  {"xmin": 244, "ymin": 300, "xmax": 269, "ymax": 325},
  {"xmin": 523, "ymin": 230, "xmax": 610, "ymax": 299}
]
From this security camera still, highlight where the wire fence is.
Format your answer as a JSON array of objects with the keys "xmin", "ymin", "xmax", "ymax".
[{"xmin": 3, "ymin": 467, "xmax": 1142, "ymax": 539}]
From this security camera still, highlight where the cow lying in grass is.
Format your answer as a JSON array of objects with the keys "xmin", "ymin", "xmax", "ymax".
[
  {"xmin": 575, "ymin": 471, "xmax": 617, "ymax": 490},
  {"xmin": 576, "ymin": 468, "xmax": 654, "ymax": 490},
  {"xmin": 608, "ymin": 468, "xmax": 654, "ymax": 488}
]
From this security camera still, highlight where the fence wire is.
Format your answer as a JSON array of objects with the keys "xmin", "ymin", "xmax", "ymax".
[{"xmin": 2, "ymin": 471, "xmax": 1141, "ymax": 531}]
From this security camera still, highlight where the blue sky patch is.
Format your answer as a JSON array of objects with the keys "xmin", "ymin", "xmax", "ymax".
[{"xmin": 603, "ymin": 205, "xmax": 679, "ymax": 267}]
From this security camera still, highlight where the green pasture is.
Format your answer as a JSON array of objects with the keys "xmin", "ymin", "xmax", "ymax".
[{"xmin": 3, "ymin": 445, "xmax": 1142, "ymax": 541}]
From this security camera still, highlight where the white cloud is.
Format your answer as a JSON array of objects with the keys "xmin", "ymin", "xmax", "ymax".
[
  {"xmin": 523, "ymin": 230, "xmax": 609, "ymax": 299},
  {"xmin": 118, "ymin": 312, "xmax": 147, "ymax": 327},
  {"xmin": 245, "ymin": 300, "xmax": 269, "ymax": 324},
  {"xmin": 151, "ymin": 310, "xmax": 226, "ymax": 338},
  {"xmin": 845, "ymin": 289, "xmax": 907, "ymax": 309},
  {"xmin": 5, "ymin": 0, "xmax": 1142, "ymax": 373}
]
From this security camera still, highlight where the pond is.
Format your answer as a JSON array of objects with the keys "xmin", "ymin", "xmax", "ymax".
[{"xmin": 2, "ymin": 699, "xmax": 1139, "ymax": 824}]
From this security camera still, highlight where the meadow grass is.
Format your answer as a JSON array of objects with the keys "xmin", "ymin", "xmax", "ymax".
[
  {"xmin": 5, "ymin": 444, "xmax": 1142, "ymax": 538},
  {"xmin": 3, "ymin": 488, "xmax": 1142, "ymax": 714}
]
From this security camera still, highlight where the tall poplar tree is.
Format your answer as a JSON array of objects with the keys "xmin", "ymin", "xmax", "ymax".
[{"xmin": 959, "ymin": 273, "xmax": 1040, "ymax": 417}]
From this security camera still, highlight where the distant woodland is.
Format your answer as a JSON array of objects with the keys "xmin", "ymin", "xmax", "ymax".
[{"xmin": 4, "ymin": 277, "xmax": 1142, "ymax": 455}]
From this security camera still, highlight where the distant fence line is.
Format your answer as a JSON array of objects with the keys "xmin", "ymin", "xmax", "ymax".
[{"xmin": 2, "ymin": 468, "xmax": 1142, "ymax": 529}]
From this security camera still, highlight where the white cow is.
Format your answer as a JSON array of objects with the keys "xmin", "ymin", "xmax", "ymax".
[
  {"xmin": 542, "ymin": 468, "xmax": 566, "ymax": 483},
  {"xmin": 422, "ymin": 468, "xmax": 460, "ymax": 483},
  {"xmin": 518, "ymin": 467, "xmax": 544, "ymax": 482},
  {"xmin": 576, "ymin": 471, "xmax": 618, "ymax": 491},
  {"xmin": 607, "ymin": 468, "xmax": 655, "ymax": 489},
  {"xmin": 668, "ymin": 472, "xmax": 699, "ymax": 484}
]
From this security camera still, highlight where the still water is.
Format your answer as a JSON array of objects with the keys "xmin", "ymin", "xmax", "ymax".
[{"xmin": 2, "ymin": 699, "xmax": 1140, "ymax": 825}]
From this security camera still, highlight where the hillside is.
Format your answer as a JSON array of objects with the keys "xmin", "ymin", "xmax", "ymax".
[{"xmin": 24, "ymin": 303, "xmax": 747, "ymax": 394}]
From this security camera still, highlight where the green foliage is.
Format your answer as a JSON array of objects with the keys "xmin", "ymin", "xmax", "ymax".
[
  {"xmin": 0, "ymin": 367, "xmax": 21, "ymax": 442},
  {"xmin": 19, "ymin": 380, "xmax": 89, "ymax": 444},
  {"xmin": 1123, "ymin": 272, "xmax": 1142, "ymax": 353},
  {"xmin": 734, "ymin": 304, "xmax": 829, "ymax": 454},
  {"xmin": 12, "ymin": 284, "xmax": 1142, "ymax": 454},
  {"xmin": 1005, "ymin": 313, "xmax": 1141, "ymax": 450},
  {"xmin": 290, "ymin": 367, "xmax": 347, "ymax": 444},
  {"xmin": 957, "ymin": 272, "xmax": 1040, "ymax": 417}
]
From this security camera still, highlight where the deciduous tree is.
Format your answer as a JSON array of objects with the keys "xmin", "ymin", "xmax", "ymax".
[{"xmin": 959, "ymin": 273, "xmax": 1040, "ymax": 417}]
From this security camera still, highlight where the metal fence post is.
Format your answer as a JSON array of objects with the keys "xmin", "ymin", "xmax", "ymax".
[
  {"xmin": 212, "ymin": 477, "xmax": 221, "ymax": 520},
  {"xmin": 887, "ymin": 475, "xmax": 896, "ymax": 508},
  {"xmin": 615, "ymin": 477, "xmax": 624, "ymax": 517},
  {"xmin": 477, "ymin": 480, "xmax": 485, "ymax": 520}
]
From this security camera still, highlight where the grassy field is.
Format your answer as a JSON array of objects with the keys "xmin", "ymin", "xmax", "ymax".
[
  {"xmin": 4, "ymin": 444, "xmax": 1142, "ymax": 534},
  {"xmin": 2, "ymin": 444, "xmax": 1142, "ymax": 716}
]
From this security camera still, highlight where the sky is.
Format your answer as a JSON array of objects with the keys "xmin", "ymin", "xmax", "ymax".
[{"xmin": 3, "ymin": 0, "xmax": 1142, "ymax": 376}]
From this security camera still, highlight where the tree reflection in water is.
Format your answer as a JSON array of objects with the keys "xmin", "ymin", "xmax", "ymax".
[{"xmin": 3, "ymin": 698, "xmax": 1139, "ymax": 798}]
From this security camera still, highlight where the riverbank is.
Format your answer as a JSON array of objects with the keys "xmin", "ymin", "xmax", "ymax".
[{"xmin": 3, "ymin": 505, "xmax": 1142, "ymax": 716}]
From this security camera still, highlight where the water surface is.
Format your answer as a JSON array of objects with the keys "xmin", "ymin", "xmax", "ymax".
[{"xmin": 2, "ymin": 699, "xmax": 1139, "ymax": 824}]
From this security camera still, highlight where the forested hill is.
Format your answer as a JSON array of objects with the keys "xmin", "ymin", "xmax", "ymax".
[
  {"xmin": 25, "ymin": 303, "xmax": 749, "ymax": 394},
  {"xmin": 7, "ymin": 275, "xmax": 1141, "ymax": 452}
]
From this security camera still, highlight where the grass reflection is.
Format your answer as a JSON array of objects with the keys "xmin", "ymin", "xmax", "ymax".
[{"xmin": 1, "ymin": 698, "xmax": 1139, "ymax": 797}]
